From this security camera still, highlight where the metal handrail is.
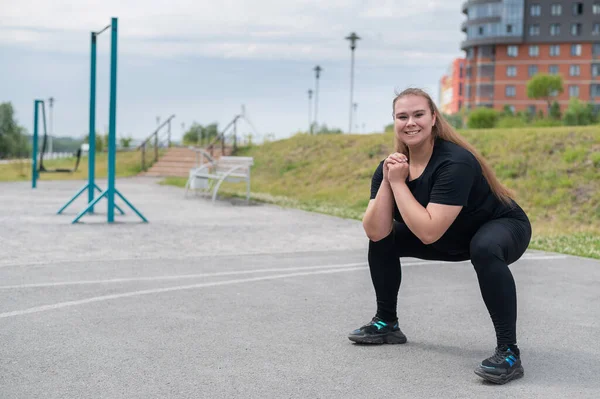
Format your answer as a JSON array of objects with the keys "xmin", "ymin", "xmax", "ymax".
[
  {"xmin": 137, "ymin": 114, "xmax": 175, "ymax": 171},
  {"xmin": 204, "ymin": 115, "xmax": 240, "ymax": 157}
]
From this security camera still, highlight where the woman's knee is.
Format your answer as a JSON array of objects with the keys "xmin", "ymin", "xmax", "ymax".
[{"xmin": 469, "ymin": 237, "xmax": 505, "ymax": 272}]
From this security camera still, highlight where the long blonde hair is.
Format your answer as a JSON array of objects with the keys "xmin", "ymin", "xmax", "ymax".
[{"xmin": 392, "ymin": 88, "xmax": 515, "ymax": 205}]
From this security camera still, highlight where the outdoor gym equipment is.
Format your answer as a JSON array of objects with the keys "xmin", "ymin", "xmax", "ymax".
[
  {"xmin": 42, "ymin": 18, "xmax": 147, "ymax": 224},
  {"xmin": 30, "ymin": 100, "xmax": 83, "ymax": 186}
]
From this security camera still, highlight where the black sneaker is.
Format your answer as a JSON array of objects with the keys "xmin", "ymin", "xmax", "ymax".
[
  {"xmin": 348, "ymin": 317, "xmax": 407, "ymax": 344},
  {"xmin": 474, "ymin": 345, "xmax": 524, "ymax": 384}
]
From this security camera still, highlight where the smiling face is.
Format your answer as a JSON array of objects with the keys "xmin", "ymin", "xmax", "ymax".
[{"xmin": 393, "ymin": 94, "xmax": 437, "ymax": 149}]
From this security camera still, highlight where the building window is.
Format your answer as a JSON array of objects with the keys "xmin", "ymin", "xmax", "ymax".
[
  {"xmin": 527, "ymin": 105, "xmax": 537, "ymax": 115},
  {"xmin": 506, "ymin": 86, "xmax": 516, "ymax": 97},
  {"xmin": 529, "ymin": 24, "xmax": 540, "ymax": 36},
  {"xmin": 459, "ymin": 83, "xmax": 463, "ymax": 96},
  {"xmin": 570, "ymin": 65, "xmax": 581, "ymax": 76},
  {"xmin": 507, "ymin": 24, "xmax": 513, "ymax": 33},
  {"xmin": 592, "ymin": 64, "xmax": 600, "ymax": 77},
  {"xmin": 594, "ymin": 3, "xmax": 600, "ymax": 14},
  {"xmin": 466, "ymin": 48, "xmax": 474, "ymax": 59},
  {"xmin": 550, "ymin": 24, "xmax": 561, "ymax": 36},
  {"xmin": 529, "ymin": 65, "xmax": 539, "ymax": 77},
  {"xmin": 593, "ymin": 24, "xmax": 600, "ymax": 35},
  {"xmin": 531, "ymin": 4, "xmax": 541, "ymax": 16},
  {"xmin": 551, "ymin": 4, "xmax": 562, "ymax": 15},
  {"xmin": 591, "ymin": 84, "xmax": 600, "ymax": 98},
  {"xmin": 549, "ymin": 65, "xmax": 559, "ymax": 74},
  {"xmin": 573, "ymin": 3, "xmax": 583, "ymax": 16},
  {"xmin": 479, "ymin": 26, "xmax": 484, "ymax": 35},
  {"xmin": 507, "ymin": 46, "xmax": 518, "ymax": 57},
  {"xmin": 550, "ymin": 45, "xmax": 561, "ymax": 56},
  {"xmin": 569, "ymin": 85, "xmax": 580, "ymax": 97},
  {"xmin": 571, "ymin": 23, "xmax": 582, "ymax": 36},
  {"xmin": 506, "ymin": 66, "xmax": 517, "ymax": 77},
  {"xmin": 529, "ymin": 45, "xmax": 539, "ymax": 57},
  {"xmin": 572, "ymin": 44, "xmax": 582, "ymax": 56},
  {"xmin": 594, "ymin": 43, "xmax": 600, "ymax": 55}
]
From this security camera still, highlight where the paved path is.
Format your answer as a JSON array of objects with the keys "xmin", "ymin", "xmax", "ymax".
[{"xmin": 1, "ymin": 178, "xmax": 598, "ymax": 398}]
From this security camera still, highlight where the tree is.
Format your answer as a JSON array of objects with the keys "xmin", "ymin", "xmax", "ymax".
[
  {"xmin": 182, "ymin": 122, "xmax": 220, "ymax": 146},
  {"xmin": 314, "ymin": 124, "xmax": 342, "ymax": 134},
  {"xmin": 83, "ymin": 131, "xmax": 104, "ymax": 152},
  {"xmin": 119, "ymin": 136, "xmax": 133, "ymax": 149},
  {"xmin": 526, "ymin": 74, "xmax": 564, "ymax": 113},
  {"xmin": 549, "ymin": 101, "xmax": 561, "ymax": 120},
  {"xmin": 0, "ymin": 102, "xmax": 29, "ymax": 159}
]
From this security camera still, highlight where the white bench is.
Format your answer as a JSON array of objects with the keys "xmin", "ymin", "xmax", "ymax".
[{"xmin": 184, "ymin": 155, "xmax": 254, "ymax": 204}]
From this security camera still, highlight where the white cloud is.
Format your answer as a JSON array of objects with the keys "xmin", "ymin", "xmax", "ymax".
[{"xmin": 1, "ymin": 0, "xmax": 464, "ymax": 63}]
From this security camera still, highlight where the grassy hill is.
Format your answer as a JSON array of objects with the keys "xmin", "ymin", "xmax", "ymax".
[
  {"xmin": 2, "ymin": 127, "xmax": 598, "ymax": 259},
  {"xmin": 165, "ymin": 126, "xmax": 600, "ymax": 259}
]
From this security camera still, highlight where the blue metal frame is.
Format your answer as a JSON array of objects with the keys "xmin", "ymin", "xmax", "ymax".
[
  {"xmin": 31, "ymin": 100, "xmax": 41, "ymax": 188},
  {"xmin": 56, "ymin": 29, "xmax": 126, "ymax": 217},
  {"xmin": 71, "ymin": 18, "xmax": 148, "ymax": 224}
]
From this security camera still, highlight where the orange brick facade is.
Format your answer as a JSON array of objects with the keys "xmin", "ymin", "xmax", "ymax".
[
  {"xmin": 464, "ymin": 42, "xmax": 600, "ymax": 114},
  {"xmin": 440, "ymin": 59, "xmax": 466, "ymax": 115}
]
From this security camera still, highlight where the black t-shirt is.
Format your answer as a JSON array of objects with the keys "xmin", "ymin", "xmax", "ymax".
[{"xmin": 370, "ymin": 138, "xmax": 520, "ymax": 254}]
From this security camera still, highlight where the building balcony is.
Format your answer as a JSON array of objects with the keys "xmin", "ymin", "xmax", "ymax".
[
  {"xmin": 462, "ymin": 0, "xmax": 503, "ymax": 15},
  {"xmin": 461, "ymin": 35, "xmax": 523, "ymax": 50}
]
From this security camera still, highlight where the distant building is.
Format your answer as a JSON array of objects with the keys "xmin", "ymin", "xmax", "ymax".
[
  {"xmin": 439, "ymin": 58, "xmax": 466, "ymax": 114},
  {"xmin": 461, "ymin": 0, "xmax": 600, "ymax": 115}
]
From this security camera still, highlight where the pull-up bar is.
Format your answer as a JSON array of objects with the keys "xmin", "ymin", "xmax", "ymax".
[{"xmin": 58, "ymin": 17, "xmax": 148, "ymax": 223}]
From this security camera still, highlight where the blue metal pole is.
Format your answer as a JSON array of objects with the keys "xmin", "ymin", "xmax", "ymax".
[
  {"xmin": 88, "ymin": 31, "xmax": 97, "ymax": 213},
  {"xmin": 107, "ymin": 17, "xmax": 118, "ymax": 223},
  {"xmin": 32, "ymin": 100, "xmax": 40, "ymax": 189}
]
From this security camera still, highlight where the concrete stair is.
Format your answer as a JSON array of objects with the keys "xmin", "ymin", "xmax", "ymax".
[{"xmin": 141, "ymin": 146, "xmax": 233, "ymax": 178}]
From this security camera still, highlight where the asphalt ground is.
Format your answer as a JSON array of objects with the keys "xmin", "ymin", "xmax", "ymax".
[{"xmin": 1, "ymin": 177, "xmax": 598, "ymax": 398}]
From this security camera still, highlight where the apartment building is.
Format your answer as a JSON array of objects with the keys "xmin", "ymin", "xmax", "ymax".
[
  {"xmin": 461, "ymin": 0, "xmax": 600, "ymax": 114},
  {"xmin": 439, "ymin": 58, "xmax": 466, "ymax": 114}
]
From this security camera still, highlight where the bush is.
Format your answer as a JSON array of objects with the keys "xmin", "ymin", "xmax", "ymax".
[
  {"xmin": 564, "ymin": 98, "xmax": 596, "ymax": 126},
  {"xmin": 467, "ymin": 108, "xmax": 499, "ymax": 129}
]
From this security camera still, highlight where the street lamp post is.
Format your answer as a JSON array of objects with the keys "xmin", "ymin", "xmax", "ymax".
[
  {"xmin": 353, "ymin": 102, "xmax": 358, "ymax": 131},
  {"xmin": 345, "ymin": 32, "xmax": 360, "ymax": 134},
  {"xmin": 313, "ymin": 65, "xmax": 322, "ymax": 132},
  {"xmin": 307, "ymin": 89, "xmax": 313, "ymax": 134}
]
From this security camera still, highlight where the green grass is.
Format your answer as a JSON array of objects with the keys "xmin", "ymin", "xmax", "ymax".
[
  {"xmin": 0, "ymin": 150, "xmax": 161, "ymax": 182},
  {"xmin": 4, "ymin": 128, "xmax": 598, "ymax": 260},
  {"xmin": 165, "ymin": 126, "xmax": 600, "ymax": 259}
]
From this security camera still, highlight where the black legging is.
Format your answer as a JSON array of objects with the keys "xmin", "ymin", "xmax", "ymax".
[{"xmin": 368, "ymin": 211, "xmax": 531, "ymax": 346}]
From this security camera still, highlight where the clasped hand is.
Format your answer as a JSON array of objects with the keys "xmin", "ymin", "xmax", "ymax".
[{"xmin": 383, "ymin": 152, "xmax": 409, "ymax": 184}]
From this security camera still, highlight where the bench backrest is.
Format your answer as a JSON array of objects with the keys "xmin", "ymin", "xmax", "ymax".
[{"xmin": 214, "ymin": 156, "xmax": 254, "ymax": 175}]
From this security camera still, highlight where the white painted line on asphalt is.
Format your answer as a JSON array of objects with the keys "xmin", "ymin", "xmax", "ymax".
[
  {"xmin": 0, "ymin": 255, "xmax": 566, "ymax": 290},
  {"xmin": 0, "ymin": 250, "xmax": 567, "ymax": 269},
  {"xmin": 0, "ymin": 266, "xmax": 369, "ymax": 319},
  {"xmin": 0, "ymin": 260, "xmax": 444, "ymax": 289}
]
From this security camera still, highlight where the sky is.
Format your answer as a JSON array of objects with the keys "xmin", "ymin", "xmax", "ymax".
[{"xmin": 0, "ymin": 0, "xmax": 466, "ymax": 143}]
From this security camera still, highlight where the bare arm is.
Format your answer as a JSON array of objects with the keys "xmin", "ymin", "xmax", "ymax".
[
  {"xmin": 362, "ymin": 154, "xmax": 407, "ymax": 241},
  {"xmin": 362, "ymin": 180, "xmax": 395, "ymax": 241},
  {"xmin": 389, "ymin": 181, "xmax": 462, "ymax": 244}
]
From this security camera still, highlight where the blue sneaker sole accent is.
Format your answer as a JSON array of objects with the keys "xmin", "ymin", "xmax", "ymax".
[{"xmin": 474, "ymin": 365, "xmax": 524, "ymax": 384}]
